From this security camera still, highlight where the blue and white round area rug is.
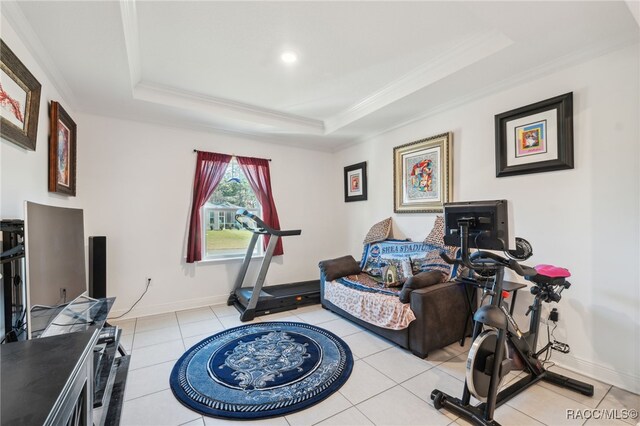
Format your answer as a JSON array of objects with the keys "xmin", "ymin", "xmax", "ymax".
[{"xmin": 170, "ymin": 321, "xmax": 353, "ymax": 419}]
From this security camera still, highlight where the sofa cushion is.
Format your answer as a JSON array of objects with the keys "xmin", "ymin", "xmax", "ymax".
[
  {"xmin": 319, "ymin": 255, "xmax": 362, "ymax": 281},
  {"xmin": 398, "ymin": 271, "xmax": 445, "ymax": 303},
  {"xmin": 363, "ymin": 217, "xmax": 393, "ymax": 244}
]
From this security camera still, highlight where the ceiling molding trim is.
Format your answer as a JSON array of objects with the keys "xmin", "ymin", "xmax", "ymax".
[
  {"xmin": 1, "ymin": 1, "xmax": 78, "ymax": 110},
  {"xmin": 79, "ymin": 110, "xmax": 335, "ymax": 153},
  {"xmin": 324, "ymin": 30, "xmax": 513, "ymax": 134},
  {"xmin": 341, "ymin": 36, "xmax": 639, "ymax": 153},
  {"xmin": 626, "ymin": 1, "xmax": 640, "ymax": 28},
  {"xmin": 133, "ymin": 82, "xmax": 325, "ymax": 134},
  {"xmin": 119, "ymin": 0, "xmax": 142, "ymax": 89}
]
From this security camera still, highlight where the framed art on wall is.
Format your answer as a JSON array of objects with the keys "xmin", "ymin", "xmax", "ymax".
[
  {"xmin": 344, "ymin": 161, "xmax": 367, "ymax": 202},
  {"xmin": 0, "ymin": 39, "xmax": 42, "ymax": 151},
  {"xmin": 393, "ymin": 132, "xmax": 452, "ymax": 213},
  {"xmin": 495, "ymin": 92, "xmax": 573, "ymax": 177},
  {"xmin": 49, "ymin": 101, "xmax": 77, "ymax": 196}
]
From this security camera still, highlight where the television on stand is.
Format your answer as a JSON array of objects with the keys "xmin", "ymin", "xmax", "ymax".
[{"xmin": 24, "ymin": 201, "xmax": 94, "ymax": 338}]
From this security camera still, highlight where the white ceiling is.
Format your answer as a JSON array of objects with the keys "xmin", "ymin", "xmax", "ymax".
[{"xmin": 3, "ymin": 1, "xmax": 639, "ymax": 151}]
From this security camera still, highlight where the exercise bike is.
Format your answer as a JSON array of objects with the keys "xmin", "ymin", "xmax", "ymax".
[{"xmin": 431, "ymin": 201, "xmax": 594, "ymax": 426}]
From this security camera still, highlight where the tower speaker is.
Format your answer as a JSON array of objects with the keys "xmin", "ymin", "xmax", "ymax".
[{"xmin": 88, "ymin": 236, "xmax": 107, "ymax": 299}]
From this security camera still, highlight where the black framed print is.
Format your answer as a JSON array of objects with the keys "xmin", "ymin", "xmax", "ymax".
[
  {"xmin": 344, "ymin": 161, "xmax": 367, "ymax": 202},
  {"xmin": 495, "ymin": 92, "xmax": 573, "ymax": 177}
]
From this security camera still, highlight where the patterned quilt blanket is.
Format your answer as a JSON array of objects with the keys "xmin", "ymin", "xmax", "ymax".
[
  {"xmin": 360, "ymin": 240, "xmax": 459, "ymax": 284},
  {"xmin": 323, "ymin": 239, "xmax": 459, "ymax": 330},
  {"xmin": 324, "ymin": 276, "xmax": 416, "ymax": 330}
]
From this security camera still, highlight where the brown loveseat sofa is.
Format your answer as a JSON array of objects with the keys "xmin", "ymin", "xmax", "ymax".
[{"xmin": 319, "ymin": 240, "xmax": 471, "ymax": 358}]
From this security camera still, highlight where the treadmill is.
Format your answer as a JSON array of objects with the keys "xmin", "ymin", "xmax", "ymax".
[{"xmin": 227, "ymin": 209, "xmax": 320, "ymax": 321}]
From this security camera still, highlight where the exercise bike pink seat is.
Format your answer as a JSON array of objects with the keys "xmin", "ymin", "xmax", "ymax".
[{"xmin": 535, "ymin": 264, "xmax": 571, "ymax": 278}]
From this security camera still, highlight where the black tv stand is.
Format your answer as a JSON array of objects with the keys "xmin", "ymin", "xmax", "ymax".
[{"xmin": 1, "ymin": 297, "xmax": 130, "ymax": 425}]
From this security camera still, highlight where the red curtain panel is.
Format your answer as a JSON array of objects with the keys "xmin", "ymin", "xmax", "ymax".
[
  {"xmin": 186, "ymin": 151, "xmax": 232, "ymax": 263},
  {"xmin": 236, "ymin": 156, "xmax": 284, "ymax": 256}
]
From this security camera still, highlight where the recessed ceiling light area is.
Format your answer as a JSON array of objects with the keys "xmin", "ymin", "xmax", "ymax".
[
  {"xmin": 280, "ymin": 50, "xmax": 298, "ymax": 64},
  {"xmin": 133, "ymin": 1, "xmax": 489, "ymax": 120}
]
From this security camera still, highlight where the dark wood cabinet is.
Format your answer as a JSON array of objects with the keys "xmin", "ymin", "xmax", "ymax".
[{"xmin": 0, "ymin": 299, "xmax": 130, "ymax": 426}]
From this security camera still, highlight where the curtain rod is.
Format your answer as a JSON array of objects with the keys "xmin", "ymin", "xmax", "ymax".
[{"xmin": 193, "ymin": 149, "xmax": 271, "ymax": 161}]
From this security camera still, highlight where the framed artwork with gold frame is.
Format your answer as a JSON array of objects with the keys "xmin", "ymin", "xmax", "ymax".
[{"xmin": 393, "ymin": 132, "xmax": 452, "ymax": 213}]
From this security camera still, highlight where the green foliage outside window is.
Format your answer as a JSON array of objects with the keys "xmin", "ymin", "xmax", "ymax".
[{"xmin": 209, "ymin": 160, "xmax": 259, "ymax": 209}]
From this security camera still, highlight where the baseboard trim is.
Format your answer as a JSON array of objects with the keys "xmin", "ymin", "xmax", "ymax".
[
  {"xmin": 108, "ymin": 294, "xmax": 229, "ymax": 320},
  {"xmin": 554, "ymin": 353, "xmax": 640, "ymax": 395}
]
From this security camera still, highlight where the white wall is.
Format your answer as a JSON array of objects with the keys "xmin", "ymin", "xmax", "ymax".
[
  {"xmin": 77, "ymin": 114, "xmax": 342, "ymax": 318},
  {"xmin": 332, "ymin": 44, "xmax": 640, "ymax": 393}
]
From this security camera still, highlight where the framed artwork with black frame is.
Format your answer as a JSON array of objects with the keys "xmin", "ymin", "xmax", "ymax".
[
  {"xmin": 393, "ymin": 132, "xmax": 452, "ymax": 213},
  {"xmin": 0, "ymin": 39, "xmax": 42, "ymax": 151},
  {"xmin": 49, "ymin": 101, "xmax": 77, "ymax": 196},
  {"xmin": 495, "ymin": 92, "xmax": 574, "ymax": 177},
  {"xmin": 344, "ymin": 161, "xmax": 367, "ymax": 202}
]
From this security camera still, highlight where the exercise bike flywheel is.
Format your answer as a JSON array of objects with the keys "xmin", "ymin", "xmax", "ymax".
[{"xmin": 466, "ymin": 329, "xmax": 509, "ymax": 402}]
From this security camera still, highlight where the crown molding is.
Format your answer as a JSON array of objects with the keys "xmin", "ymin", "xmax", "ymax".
[
  {"xmin": 323, "ymin": 30, "xmax": 513, "ymax": 134},
  {"xmin": 133, "ymin": 81, "xmax": 325, "ymax": 134},
  {"xmin": 338, "ymin": 37, "xmax": 639, "ymax": 153},
  {"xmin": 1, "ymin": 1, "xmax": 78, "ymax": 110},
  {"xmin": 119, "ymin": 0, "xmax": 142, "ymax": 89},
  {"xmin": 79, "ymin": 109, "xmax": 336, "ymax": 153}
]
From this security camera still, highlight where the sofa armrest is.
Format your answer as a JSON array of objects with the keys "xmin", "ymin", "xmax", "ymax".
[{"xmin": 407, "ymin": 281, "xmax": 471, "ymax": 357}]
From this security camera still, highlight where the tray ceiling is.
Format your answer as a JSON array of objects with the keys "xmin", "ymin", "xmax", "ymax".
[{"xmin": 4, "ymin": 1, "xmax": 639, "ymax": 150}]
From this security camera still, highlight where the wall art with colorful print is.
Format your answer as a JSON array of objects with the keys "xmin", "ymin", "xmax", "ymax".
[
  {"xmin": 496, "ymin": 93, "xmax": 573, "ymax": 177},
  {"xmin": 393, "ymin": 133, "xmax": 452, "ymax": 213}
]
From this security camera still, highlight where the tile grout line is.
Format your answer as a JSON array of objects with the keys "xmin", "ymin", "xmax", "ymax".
[{"xmin": 308, "ymin": 403, "xmax": 356, "ymax": 426}]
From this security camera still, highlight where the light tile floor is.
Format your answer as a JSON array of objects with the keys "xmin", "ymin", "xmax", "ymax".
[{"xmin": 113, "ymin": 304, "xmax": 640, "ymax": 426}]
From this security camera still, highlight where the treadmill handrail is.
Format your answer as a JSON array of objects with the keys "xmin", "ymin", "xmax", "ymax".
[{"xmin": 235, "ymin": 209, "xmax": 301, "ymax": 237}]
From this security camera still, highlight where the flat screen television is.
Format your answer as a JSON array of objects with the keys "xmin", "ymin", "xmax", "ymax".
[
  {"xmin": 442, "ymin": 200, "xmax": 515, "ymax": 251},
  {"xmin": 24, "ymin": 202, "xmax": 87, "ymax": 336}
]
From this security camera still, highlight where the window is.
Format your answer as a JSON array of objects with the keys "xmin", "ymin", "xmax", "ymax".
[{"xmin": 202, "ymin": 158, "xmax": 262, "ymax": 260}]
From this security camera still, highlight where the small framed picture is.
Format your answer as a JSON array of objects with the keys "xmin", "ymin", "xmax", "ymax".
[
  {"xmin": 0, "ymin": 39, "xmax": 42, "ymax": 151},
  {"xmin": 49, "ymin": 101, "xmax": 77, "ymax": 196},
  {"xmin": 495, "ymin": 92, "xmax": 574, "ymax": 177},
  {"xmin": 344, "ymin": 161, "xmax": 367, "ymax": 202},
  {"xmin": 393, "ymin": 132, "xmax": 452, "ymax": 213}
]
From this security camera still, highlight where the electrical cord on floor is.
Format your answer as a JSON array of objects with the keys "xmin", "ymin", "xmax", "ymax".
[
  {"xmin": 542, "ymin": 320, "xmax": 559, "ymax": 368},
  {"xmin": 108, "ymin": 278, "xmax": 151, "ymax": 320}
]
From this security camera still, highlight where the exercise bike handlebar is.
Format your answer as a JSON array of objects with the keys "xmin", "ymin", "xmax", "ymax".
[{"xmin": 439, "ymin": 250, "xmax": 536, "ymax": 277}]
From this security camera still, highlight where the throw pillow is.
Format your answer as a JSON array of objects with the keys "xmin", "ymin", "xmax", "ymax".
[
  {"xmin": 398, "ymin": 270, "xmax": 446, "ymax": 303},
  {"xmin": 319, "ymin": 255, "xmax": 362, "ymax": 281},
  {"xmin": 411, "ymin": 248, "xmax": 458, "ymax": 278},
  {"xmin": 363, "ymin": 217, "xmax": 393, "ymax": 245},
  {"xmin": 424, "ymin": 215, "xmax": 446, "ymax": 246}
]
